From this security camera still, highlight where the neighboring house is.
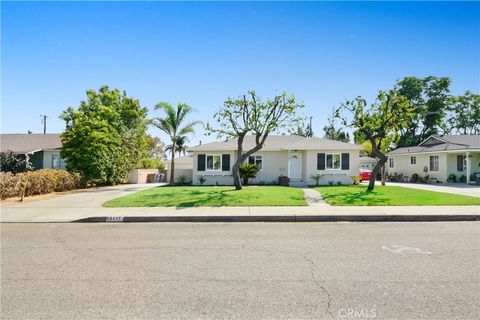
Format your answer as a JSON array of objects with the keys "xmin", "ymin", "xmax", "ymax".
[
  {"xmin": 359, "ymin": 156, "xmax": 377, "ymax": 170},
  {"xmin": 0, "ymin": 134, "xmax": 66, "ymax": 170},
  {"xmin": 166, "ymin": 155, "xmax": 193, "ymax": 183},
  {"xmin": 386, "ymin": 134, "xmax": 480, "ymax": 184},
  {"xmin": 187, "ymin": 135, "xmax": 363, "ymax": 186}
]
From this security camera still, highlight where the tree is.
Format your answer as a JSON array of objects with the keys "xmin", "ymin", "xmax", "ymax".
[
  {"xmin": 290, "ymin": 117, "xmax": 313, "ymax": 137},
  {"xmin": 336, "ymin": 90, "xmax": 415, "ymax": 191},
  {"xmin": 323, "ymin": 108, "xmax": 350, "ymax": 142},
  {"xmin": 151, "ymin": 102, "xmax": 200, "ymax": 185},
  {"xmin": 60, "ymin": 86, "xmax": 148, "ymax": 185},
  {"xmin": 207, "ymin": 91, "xmax": 303, "ymax": 190},
  {"xmin": 396, "ymin": 76, "xmax": 451, "ymax": 146},
  {"xmin": 239, "ymin": 163, "xmax": 259, "ymax": 185},
  {"xmin": 145, "ymin": 134, "xmax": 165, "ymax": 160},
  {"xmin": 0, "ymin": 151, "xmax": 33, "ymax": 173},
  {"xmin": 165, "ymin": 135, "xmax": 189, "ymax": 157},
  {"xmin": 446, "ymin": 91, "xmax": 480, "ymax": 135}
]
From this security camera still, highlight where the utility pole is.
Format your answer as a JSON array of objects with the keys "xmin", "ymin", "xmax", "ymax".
[
  {"xmin": 40, "ymin": 115, "xmax": 47, "ymax": 134},
  {"xmin": 309, "ymin": 116, "xmax": 313, "ymax": 137}
]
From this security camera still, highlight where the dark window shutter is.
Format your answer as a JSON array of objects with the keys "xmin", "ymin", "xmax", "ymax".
[
  {"xmin": 457, "ymin": 155, "xmax": 464, "ymax": 171},
  {"xmin": 248, "ymin": 156, "xmax": 254, "ymax": 165},
  {"xmin": 197, "ymin": 154, "xmax": 206, "ymax": 171},
  {"xmin": 341, "ymin": 153, "xmax": 350, "ymax": 170},
  {"xmin": 317, "ymin": 153, "xmax": 325, "ymax": 170},
  {"xmin": 222, "ymin": 154, "xmax": 230, "ymax": 171}
]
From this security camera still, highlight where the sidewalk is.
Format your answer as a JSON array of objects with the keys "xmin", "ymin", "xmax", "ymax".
[{"xmin": 1, "ymin": 184, "xmax": 478, "ymax": 223}]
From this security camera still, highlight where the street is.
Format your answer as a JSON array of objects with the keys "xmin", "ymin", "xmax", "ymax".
[{"xmin": 1, "ymin": 222, "xmax": 479, "ymax": 319}]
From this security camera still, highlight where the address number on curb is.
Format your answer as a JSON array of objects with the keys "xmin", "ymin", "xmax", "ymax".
[{"xmin": 105, "ymin": 216, "xmax": 124, "ymax": 222}]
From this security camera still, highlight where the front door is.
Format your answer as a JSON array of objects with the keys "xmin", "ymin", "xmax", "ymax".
[{"xmin": 289, "ymin": 152, "xmax": 302, "ymax": 181}]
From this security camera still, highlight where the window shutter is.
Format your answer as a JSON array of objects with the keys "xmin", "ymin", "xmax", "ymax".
[
  {"xmin": 222, "ymin": 154, "xmax": 230, "ymax": 171},
  {"xmin": 341, "ymin": 153, "xmax": 350, "ymax": 170},
  {"xmin": 248, "ymin": 156, "xmax": 254, "ymax": 165},
  {"xmin": 457, "ymin": 155, "xmax": 464, "ymax": 172},
  {"xmin": 429, "ymin": 156, "xmax": 434, "ymax": 171},
  {"xmin": 197, "ymin": 154, "xmax": 206, "ymax": 171},
  {"xmin": 317, "ymin": 153, "xmax": 325, "ymax": 170}
]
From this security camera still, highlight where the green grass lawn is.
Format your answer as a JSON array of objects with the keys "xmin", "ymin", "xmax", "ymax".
[
  {"xmin": 315, "ymin": 185, "xmax": 480, "ymax": 206},
  {"xmin": 104, "ymin": 186, "xmax": 307, "ymax": 207}
]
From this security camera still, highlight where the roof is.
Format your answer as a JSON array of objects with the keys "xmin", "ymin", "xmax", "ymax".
[
  {"xmin": 388, "ymin": 134, "xmax": 480, "ymax": 156},
  {"xmin": 359, "ymin": 156, "xmax": 377, "ymax": 162},
  {"xmin": 187, "ymin": 135, "xmax": 363, "ymax": 152},
  {"xmin": 0, "ymin": 134, "xmax": 62, "ymax": 153}
]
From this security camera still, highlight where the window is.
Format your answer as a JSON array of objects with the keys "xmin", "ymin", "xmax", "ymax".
[
  {"xmin": 51, "ymin": 154, "xmax": 60, "ymax": 169},
  {"xmin": 410, "ymin": 156, "xmax": 416, "ymax": 165},
  {"xmin": 206, "ymin": 154, "xmax": 221, "ymax": 171},
  {"xmin": 248, "ymin": 154, "xmax": 263, "ymax": 170},
  {"xmin": 389, "ymin": 157, "xmax": 394, "ymax": 168},
  {"xmin": 326, "ymin": 153, "xmax": 341, "ymax": 170},
  {"xmin": 429, "ymin": 155, "xmax": 439, "ymax": 171}
]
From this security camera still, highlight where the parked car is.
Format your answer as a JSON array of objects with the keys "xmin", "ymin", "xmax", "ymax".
[{"xmin": 359, "ymin": 169, "xmax": 372, "ymax": 182}]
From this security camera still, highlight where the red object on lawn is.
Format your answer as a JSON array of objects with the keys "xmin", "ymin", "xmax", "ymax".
[{"xmin": 359, "ymin": 169, "xmax": 372, "ymax": 182}]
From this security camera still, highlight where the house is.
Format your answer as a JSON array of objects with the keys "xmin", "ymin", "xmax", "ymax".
[
  {"xmin": 166, "ymin": 155, "xmax": 193, "ymax": 183},
  {"xmin": 0, "ymin": 134, "xmax": 66, "ymax": 170},
  {"xmin": 186, "ymin": 135, "xmax": 363, "ymax": 186},
  {"xmin": 386, "ymin": 134, "xmax": 480, "ymax": 184},
  {"xmin": 359, "ymin": 156, "xmax": 377, "ymax": 170}
]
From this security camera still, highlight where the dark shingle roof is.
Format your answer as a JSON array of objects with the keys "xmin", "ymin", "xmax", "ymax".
[
  {"xmin": 388, "ymin": 134, "xmax": 480, "ymax": 155},
  {"xmin": 187, "ymin": 135, "xmax": 363, "ymax": 152},
  {"xmin": 0, "ymin": 134, "xmax": 62, "ymax": 153}
]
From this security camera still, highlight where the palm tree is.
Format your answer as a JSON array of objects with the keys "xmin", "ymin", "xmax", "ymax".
[
  {"xmin": 165, "ymin": 135, "xmax": 189, "ymax": 157},
  {"xmin": 152, "ymin": 102, "xmax": 200, "ymax": 185}
]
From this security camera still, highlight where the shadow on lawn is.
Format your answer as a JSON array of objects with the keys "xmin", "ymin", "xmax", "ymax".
[
  {"xmin": 141, "ymin": 188, "xmax": 245, "ymax": 207},
  {"xmin": 323, "ymin": 190, "xmax": 388, "ymax": 206}
]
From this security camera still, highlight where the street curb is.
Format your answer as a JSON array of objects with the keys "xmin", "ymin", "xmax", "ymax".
[{"xmin": 72, "ymin": 215, "xmax": 480, "ymax": 223}]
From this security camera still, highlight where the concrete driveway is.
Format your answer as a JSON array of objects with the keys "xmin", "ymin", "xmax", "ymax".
[
  {"xmin": 0, "ymin": 183, "xmax": 165, "ymax": 222},
  {"xmin": 386, "ymin": 182, "xmax": 480, "ymax": 198}
]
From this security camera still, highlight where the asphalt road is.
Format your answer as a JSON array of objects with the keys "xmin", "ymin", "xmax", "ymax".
[{"xmin": 1, "ymin": 222, "xmax": 479, "ymax": 320}]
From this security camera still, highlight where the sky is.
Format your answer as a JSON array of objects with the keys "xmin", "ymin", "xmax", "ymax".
[{"xmin": 2, "ymin": 1, "xmax": 479, "ymax": 147}]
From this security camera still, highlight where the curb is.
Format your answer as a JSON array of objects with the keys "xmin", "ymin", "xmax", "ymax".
[{"xmin": 72, "ymin": 215, "xmax": 480, "ymax": 223}]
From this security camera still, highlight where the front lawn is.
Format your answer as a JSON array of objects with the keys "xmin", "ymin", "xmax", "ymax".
[
  {"xmin": 104, "ymin": 186, "xmax": 307, "ymax": 207},
  {"xmin": 315, "ymin": 185, "xmax": 480, "ymax": 206}
]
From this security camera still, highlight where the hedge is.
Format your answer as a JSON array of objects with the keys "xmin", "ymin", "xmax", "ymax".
[{"xmin": 0, "ymin": 169, "xmax": 82, "ymax": 200}]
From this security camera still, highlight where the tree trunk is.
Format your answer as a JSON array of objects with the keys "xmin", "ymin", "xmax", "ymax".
[
  {"xmin": 232, "ymin": 135, "xmax": 245, "ymax": 190},
  {"xmin": 381, "ymin": 165, "xmax": 386, "ymax": 186},
  {"xmin": 368, "ymin": 158, "xmax": 387, "ymax": 191},
  {"xmin": 232, "ymin": 162, "xmax": 242, "ymax": 190},
  {"xmin": 169, "ymin": 142, "xmax": 176, "ymax": 185}
]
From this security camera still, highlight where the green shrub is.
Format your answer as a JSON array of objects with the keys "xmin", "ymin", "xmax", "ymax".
[
  {"xmin": 459, "ymin": 175, "xmax": 467, "ymax": 183},
  {"xmin": 198, "ymin": 176, "xmax": 206, "ymax": 186},
  {"xmin": 310, "ymin": 174, "xmax": 323, "ymax": 186},
  {"xmin": 239, "ymin": 163, "xmax": 259, "ymax": 185},
  {"xmin": 411, "ymin": 173, "xmax": 419, "ymax": 183},
  {"xmin": 352, "ymin": 176, "xmax": 360, "ymax": 185},
  {"xmin": 447, "ymin": 174, "xmax": 456, "ymax": 183},
  {"xmin": 0, "ymin": 169, "xmax": 82, "ymax": 200},
  {"xmin": 176, "ymin": 175, "xmax": 188, "ymax": 185}
]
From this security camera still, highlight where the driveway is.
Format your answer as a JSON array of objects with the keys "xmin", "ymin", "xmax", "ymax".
[
  {"xmin": 0, "ymin": 183, "xmax": 165, "ymax": 222},
  {"xmin": 386, "ymin": 182, "xmax": 480, "ymax": 198}
]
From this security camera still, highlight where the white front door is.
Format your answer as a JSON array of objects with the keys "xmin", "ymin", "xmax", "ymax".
[{"xmin": 289, "ymin": 152, "xmax": 302, "ymax": 181}]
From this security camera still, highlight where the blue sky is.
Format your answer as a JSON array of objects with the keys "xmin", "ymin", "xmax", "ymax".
[{"xmin": 2, "ymin": 1, "xmax": 479, "ymax": 146}]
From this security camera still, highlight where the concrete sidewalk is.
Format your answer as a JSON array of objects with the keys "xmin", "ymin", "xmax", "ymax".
[{"xmin": 1, "ymin": 183, "xmax": 478, "ymax": 223}]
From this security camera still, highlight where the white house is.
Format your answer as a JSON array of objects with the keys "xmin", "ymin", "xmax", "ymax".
[
  {"xmin": 386, "ymin": 134, "xmax": 480, "ymax": 184},
  {"xmin": 0, "ymin": 134, "xmax": 66, "ymax": 170},
  {"xmin": 186, "ymin": 135, "xmax": 363, "ymax": 186}
]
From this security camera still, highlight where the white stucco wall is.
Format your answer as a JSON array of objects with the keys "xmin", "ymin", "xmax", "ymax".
[
  {"xmin": 304, "ymin": 149, "xmax": 360, "ymax": 185},
  {"xmin": 191, "ymin": 149, "xmax": 360, "ymax": 186},
  {"xmin": 387, "ymin": 153, "xmax": 448, "ymax": 182}
]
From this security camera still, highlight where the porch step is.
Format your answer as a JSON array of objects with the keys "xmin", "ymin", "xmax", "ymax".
[{"xmin": 289, "ymin": 180, "xmax": 309, "ymax": 188}]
